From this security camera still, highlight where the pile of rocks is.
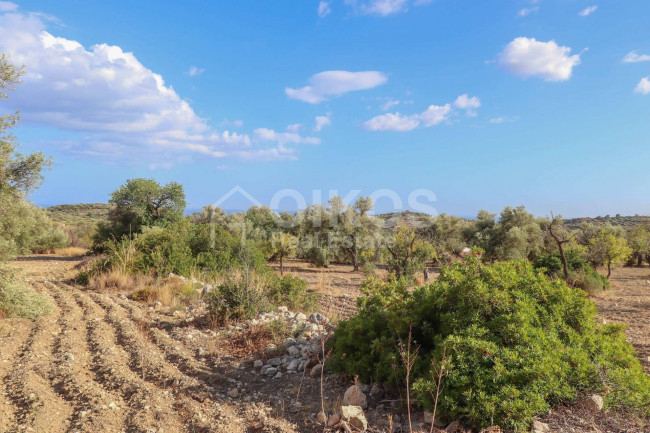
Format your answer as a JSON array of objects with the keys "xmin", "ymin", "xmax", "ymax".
[{"xmin": 253, "ymin": 308, "xmax": 332, "ymax": 378}]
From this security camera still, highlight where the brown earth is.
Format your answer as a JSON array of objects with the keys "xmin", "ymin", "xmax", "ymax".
[{"xmin": 1, "ymin": 256, "xmax": 649, "ymax": 433}]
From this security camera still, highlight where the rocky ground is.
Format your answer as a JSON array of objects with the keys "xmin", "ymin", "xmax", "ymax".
[{"xmin": 0, "ymin": 256, "xmax": 648, "ymax": 433}]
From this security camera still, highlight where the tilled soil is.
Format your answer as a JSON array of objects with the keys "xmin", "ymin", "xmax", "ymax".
[
  {"xmin": 1, "ymin": 256, "xmax": 649, "ymax": 433},
  {"xmin": 0, "ymin": 257, "xmax": 305, "ymax": 433}
]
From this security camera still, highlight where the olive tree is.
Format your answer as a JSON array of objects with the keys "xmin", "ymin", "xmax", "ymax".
[
  {"xmin": 104, "ymin": 178, "xmax": 186, "ymax": 237},
  {"xmin": 0, "ymin": 54, "xmax": 61, "ymax": 261},
  {"xmin": 588, "ymin": 228, "xmax": 632, "ymax": 278}
]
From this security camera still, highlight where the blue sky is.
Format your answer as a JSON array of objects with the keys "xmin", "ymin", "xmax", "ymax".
[{"xmin": 1, "ymin": 0, "xmax": 650, "ymax": 217}]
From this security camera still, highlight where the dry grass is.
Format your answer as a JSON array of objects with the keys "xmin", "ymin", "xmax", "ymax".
[
  {"xmin": 52, "ymin": 247, "xmax": 88, "ymax": 257},
  {"xmin": 89, "ymin": 269, "xmax": 154, "ymax": 292},
  {"xmin": 130, "ymin": 277, "xmax": 200, "ymax": 308}
]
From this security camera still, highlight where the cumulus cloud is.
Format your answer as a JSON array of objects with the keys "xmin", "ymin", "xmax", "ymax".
[
  {"xmin": 622, "ymin": 51, "xmax": 650, "ymax": 63},
  {"xmin": 635, "ymin": 77, "xmax": 650, "ymax": 95},
  {"xmin": 363, "ymin": 103, "xmax": 453, "ymax": 131},
  {"xmin": 314, "ymin": 114, "xmax": 332, "ymax": 131},
  {"xmin": 318, "ymin": 1, "xmax": 332, "ymax": 17},
  {"xmin": 453, "ymin": 94, "xmax": 481, "ymax": 116},
  {"xmin": 187, "ymin": 65, "xmax": 205, "ymax": 76},
  {"xmin": 285, "ymin": 70, "xmax": 387, "ymax": 103},
  {"xmin": 498, "ymin": 37, "xmax": 582, "ymax": 81},
  {"xmin": 363, "ymin": 112, "xmax": 420, "ymax": 131},
  {"xmin": 0, "ymin": 6, "xmax": 309, "ymax": 163},
  {"xmin": 0, "ymin": 1, "xmax": 17, "ymax": 12},
  {"xmin": 578, "ymin": 5, "xmax": 598, "ymax": 17}
]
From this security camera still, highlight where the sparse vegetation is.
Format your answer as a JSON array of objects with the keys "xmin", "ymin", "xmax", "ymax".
[{"xmin": 0, "ymin": 268, "xmax": 52, "ymax": 319}]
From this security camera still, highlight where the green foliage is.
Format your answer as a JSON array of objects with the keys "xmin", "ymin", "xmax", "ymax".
[
  {"xmin": 267, "ymin": 273, "xmax": 317, "ymax": 312},
  {"xmin": 533, "ymin": 251, "xmax": 609, "ymax": 293},
  {"xmin": 0, "ymin": 267, "xmax": 52, "ymax": 319},
  {"xmin": 0, "ymin": 199, "xmax": 68, "ymax": 261},
  {"xmin": 204, "ymin": 273, "xmax": 271, "ymax": 322},
  {"xmin": 385, "ymin": 223, "xmax": 436, "ymax": 280},
  {"xmin": 0, "ymin": 54, "xmax": 61, "ymax": 262},
  {"xmin": 93, "ymin": 178, "xmax": 186, "ymax": 248},
  {"xmin": 205, "ymin": 272, "xmax": 315, "ymax": 323},
  {"xmin": 329, "ymin": 256, "xmax": 650, "ymax": 431},
  {"xmin": 588, "ymin": 228, "xmax": 633, "ymax": 277}
]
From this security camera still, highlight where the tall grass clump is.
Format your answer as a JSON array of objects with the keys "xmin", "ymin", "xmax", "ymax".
[
  {"xmin": 329, "ymin": 252, "xmax": 650, "ymax": 431},
  {"xmin": 0, "ymin": 268, "xmax": 52, "ymax": 319}
]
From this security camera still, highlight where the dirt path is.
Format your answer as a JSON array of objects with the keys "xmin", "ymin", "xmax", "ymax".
[{"xmin": 0, "ymin": 256, "xmax": 299, "ymax": 433}]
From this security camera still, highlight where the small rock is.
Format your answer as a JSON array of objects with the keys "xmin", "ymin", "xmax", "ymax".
[
  {"xmin": 586, "ymin": 394, "xmax": 604, "ymax": 412},
  {"xmin": 253, "ymin": 360, "xmax": 263, "ymax": 368},
  {"xmin": 287, "ymin": 346, "xmax": 300, "ymax": 357},
  {"xmin": 316, "ymin": 411, "xmax": 327, "ymax": 423},
  {"xmin": 327, "ymin": 413, "xmax": 341, "ymax": 427},
  {"xmin": 267, "ymin": 357, "xmax": 282, "ymax": 367},
  {"xmin": 310, "ymin": 364, "xmax": 322, "ymax": 377},
  {"xmin": 294, "ymin": 312, "xmax": 307, "ymax": 322},
  {"xmin": 342, "ymin": 384, "xmax": 367, "ymax": 409},
  {"xmin": 228, "ymin": 388, "xmax": 239, "ymax": 398},
  {"xmin": 531, "ymin": 420, "xmax": 550, "ymax": 433},
  {"xmin": 108, "ymin": 402, "xmax": 118, "ymax": 410},
  {"xmin": 341, "ymin": 405, "xmax": 367, "ymax": 431},
  {"xmin": 264, "ymin": 367, "xmax": 278, "ymax": 377},
  {"xmin": 424, "ymin": 411, "xmax": 433, "ymax": 424},
  {"xmin": 309, "ymin": 312, "xmax": 328, "ymax": 324}
]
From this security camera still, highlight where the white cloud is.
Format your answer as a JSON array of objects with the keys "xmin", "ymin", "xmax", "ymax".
[
  {"xmin": 622, "ymin": 51, "xmax": 650, "ymax": 63},
  {"xmin": 363, "ymin": 112, "xmax": 420, "ymax": 131},
  {"xmin": 363, "ymin": 102, "xmax": 453, "ymax": 131},
  {"xmin": 518, "ymin": 6, "xmax": 539, "ymax": 16},
  {"xmin": 0, "ymin": 7, "xmax": 310, "ymax": 163},
  {"xmin": 286, "ymin": 123, "xmax": 303, "ymax": 133},
  {"xmin": 380, "ymin": 98, "xmax": 400, "ymax": 111},
  {"xmin": 0, "ymin": 1, "xmax": 17, "ymax": 12},
  {"xmin": 635, "ymin": 77, "xmax": 650, "ymax": 95},
  {"xmin": 286, "ymin": 70, "xmax": 387, "ymax": 103},
  {"xmin": 318, "ymin": 1, "xmax": 332, "ymax": 17},
  {"xmin": 344, "ymin": 0, "xmax": 431, "ymax": 16},
  {"xmin": 253, "ymin": 128, "xmax": 321, "ymax": 146},
  {"xmin": 453, "ymin": 94, "xmax": 480, "ymax": 116},
  {"xmin": 314, "ymin": 114, "xmax": 332, "ymax": 131},
  {"xmin": 489, "ymin": 116, "xmax": 517, "ymax": 124},
  {"xmin": 498, "ymin": 37, "xmax": 582, "ymax": 81},
  {"xmin": 187, "ymin": 65, "xmax": 205, "ymax": 77},
  {"xmin": 578, "ymin": 5, "xmax": 598, "ymax": 17}
]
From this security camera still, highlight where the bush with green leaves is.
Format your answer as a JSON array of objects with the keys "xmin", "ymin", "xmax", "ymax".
[
  {"xmin": 205, "ymin": 272, "xmax": 315, "ymax": 323},
  {"xmin": 0, "ymin": 267, "xmax": 52, "ymax": 319},
  {"xmin": 329, "ymin": 254, "xmax": 650, "ymax": 431},
  {"xmin": 267, "ymin": 273, "xmax": 317, "ymax": 313},
  {"xmin": 533, "ymin": 251, "xmax": 609, "ymax": 293}
]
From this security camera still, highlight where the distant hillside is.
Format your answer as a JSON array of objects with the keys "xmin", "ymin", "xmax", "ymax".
[
  {"xmin": 564, "ymin": 214, "xmax": 650, "ymax": 231},
  {"xmin": 376, "ymin": 210, "xmax": 433, "ymax": 229},
  {"xmin": 46, "ymin": 203, "xmax": 112, "ymax": 225},
  {"xmin": 377, "ymin": 210, "xmax": 650, "ymax": 232}
]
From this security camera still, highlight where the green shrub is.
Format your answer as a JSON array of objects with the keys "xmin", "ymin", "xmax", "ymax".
[
  {"xmin": 205, "ymin": 272, "xmax": 272, "ymax": 322},
  {"xmin": 329, "ymin": 255, "xmax": 650, "ymax": 431},
  {"xmin": 205, "ymin": 271, "xmax": 314, "ymax": 323},
  {"xmin": 267, "ymin": 273, "xmax": 317, "ymax": 312},
  {"xmin": 0, "ymin": 268, "xmax": 52, "ymax": 319},
  {"xmin": 534, "ymin": 251, "xmax": 609, "ymax": 293},
  {"xmin": 305, "ymin": 246, "xmax": 330, "ymax": 267}
]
